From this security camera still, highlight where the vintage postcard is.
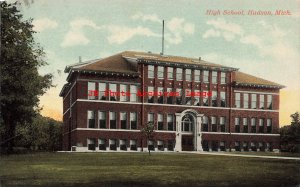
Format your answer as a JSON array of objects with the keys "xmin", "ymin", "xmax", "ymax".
[{"xmin": 1, "ymin": 0, "xmax": 299, "ymax": 186}]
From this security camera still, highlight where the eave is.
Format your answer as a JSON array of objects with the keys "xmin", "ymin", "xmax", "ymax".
[
  {"xmin": 136, "ymin": 59, "xmax": 238, "ymax": 72},
  {"xmin": 234, "ymin": 82, "xmax": 285, "ymax": 89},
  {"xmin": 66, "ymin": 68, "xmax": 140, "ymax": 82}
]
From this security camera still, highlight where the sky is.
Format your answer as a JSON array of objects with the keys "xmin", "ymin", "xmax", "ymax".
[{"xmin": 12, "ymin": 0, "xmax": 300, "ymax": 125}]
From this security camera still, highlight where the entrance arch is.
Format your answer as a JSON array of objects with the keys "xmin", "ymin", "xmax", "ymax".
[{"xmin": 174, "ymin": 109, "xmax": 203, "ymax": 152}]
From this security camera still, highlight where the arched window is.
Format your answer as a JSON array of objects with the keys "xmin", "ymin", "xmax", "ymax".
[{"xmin": 182, "ymin": 114, "xmax": 194, "ymax": 132}]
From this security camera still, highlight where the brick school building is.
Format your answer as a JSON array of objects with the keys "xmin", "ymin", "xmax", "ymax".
[{"xmin": 60, "ymin": 51, "xmax": 284, "ymax": 152}]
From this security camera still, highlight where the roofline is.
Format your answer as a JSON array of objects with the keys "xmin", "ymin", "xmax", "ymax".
[
  {"xmin": 59, "ymin": 83, "xmax": 70, "ymax": 97},
  {"xmin": 234, "ymin": 82, "xmax": 285, "ymax": 89},
  {"xmin": 135, "ymin": 58, "xmax": 238, "ymax": 72},
  {"xmin": 66, "ymin": 68, "xmax": 139, "ymax": 82}
]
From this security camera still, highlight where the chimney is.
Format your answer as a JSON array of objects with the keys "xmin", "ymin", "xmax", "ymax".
[
  {"xmin": 199, "ymin": 57, "xmax": 201, "ymax": 61},
  {"xmin": 79, "ymin": 56, "xmax": 82, "ymax": 63}
]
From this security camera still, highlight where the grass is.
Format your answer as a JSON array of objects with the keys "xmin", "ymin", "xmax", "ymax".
[{"xmin": 0, "ymin": 152, "xmax": 300, "ymax": 187}]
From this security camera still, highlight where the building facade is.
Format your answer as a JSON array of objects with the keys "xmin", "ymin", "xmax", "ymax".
[{"xmin": 60, "ymin": 51, "xmax": 284, "ymax": 152}]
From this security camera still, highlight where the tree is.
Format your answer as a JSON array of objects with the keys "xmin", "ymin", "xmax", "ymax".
[
  {"xmin": 141, "ymin": 122, "xmax": 154, "ymax": 155},
  {"xmin": 15, "ymin": 115, "xmax": 62, "ymax": 151},
  {"xmin": 280, "ymin": 112, "xmax": 300, "ymax": 153},
  {"xmin": 0, "ymin": 2, "xmax": 52, "ymax": 154}
]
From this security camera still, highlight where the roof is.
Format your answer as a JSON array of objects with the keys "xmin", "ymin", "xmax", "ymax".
[
  {"xmin": 234, "ymin": 72, "xmax": 284, "ymax": 88},
  {"xmin": 66, "ymin": 51, "xmax": 237, "ymax": 75},
  {"xmin": 75, "ymin": 53, "xmax": 138, "ymax": 74},
  {"xmin": 121, "ymin": 51, "xmax": 234, "ymax": 69},
  {"xmin": 60, "ymin": 51, "xmax": 284, "ymax": 97}
]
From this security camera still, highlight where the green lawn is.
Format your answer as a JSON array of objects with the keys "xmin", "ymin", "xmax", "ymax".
[{"xmin": 0, "ymin": 152, "xmax": 299, "ymax": 187}]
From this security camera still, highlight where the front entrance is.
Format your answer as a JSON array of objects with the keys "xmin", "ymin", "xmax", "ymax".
[
  {"xmin": 174, "ymin": 109, "xmax": 204, "ymax": 152},
  {"xmin": 182, "ymin": 135, "xmax": 194, "ymax": 151}
]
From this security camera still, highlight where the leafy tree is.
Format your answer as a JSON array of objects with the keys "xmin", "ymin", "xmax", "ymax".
[
  {"xmin": 15, "ymin": 115, "xmax": 62, "ymax": 152},
  {"xmin": 0, "ymin": 2, "xmax": 52, "ymax": 154},
  {"xmin": 141, "ymin": 122, "xmax": 154, "ymax": 155},
  {"xmin": 280, "ymin": 112, "xmax": 300, "ymax": 153}
]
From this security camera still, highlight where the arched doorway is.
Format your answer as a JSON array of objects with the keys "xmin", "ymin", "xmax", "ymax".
[
  {"xmin": 174, "ymin": 109, "xmax": 204, "ymax": 152},
  {"xmin": 181, "ymin": 113, "xmax": 195, "ymax": 151}
]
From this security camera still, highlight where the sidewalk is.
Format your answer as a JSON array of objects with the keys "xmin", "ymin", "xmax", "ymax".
[{"xmin": 185, "ymin": 151, "xmax": 300, "ymax": 160}]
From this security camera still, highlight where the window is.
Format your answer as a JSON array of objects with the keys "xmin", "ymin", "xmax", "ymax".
[
  {"xmin": 167, "ymin": 114, "xmax": 174, "ymax": 131},
  {"xmin": 148, "ymin": 113, "xmax": 154, "ymax": 124},
  {"xmin": 120, "ymin": 112, "xmax": 127, "ymax": 129},
  {"xmin": 148, "ymin": 65, "xmax": 154, "ymax": 78},
  {"xmin": 203, "ymin": 71, "xmax": 209, "ymax": 83},
  {"xmin": 158, "ymin": 66, "xmax": 164, "ymax": 79},
  {"xmin": 202, "ymin": 116, "xmax": 208, "ymax": 131},
  {"xmin": 99, "ymin": 83, "xmax": 106, "ymax": 100},
  {"xmin": 221, "ymin": 72, "xmax": 226, "ymax": 84},
  {"xmin": 220, "ymin": 141, "xmax": 225, "ymax": 151},
  {"xmin": 267, "ymin": 95, "xmax": 272, "ymax": 109},
  {"xmin": 130, "ymin": 140, "xmax": 137, "ymax": 151},
  {"xmin": 243, "ymin": 118, "xmax": 248, "ymax": 133},
  {"xmin": 235, "ymin": 141, "xmax": 241, "ymax": 151},
  {"xmin": 267, "ymin": 119, "xmax": 272, "ymax": 133},
  {"xmin": 212, "ymin": 91, "xmax": 217, "ymax": 107},
  {"xmin": 99, "ymin": 111, "xmax": 106, "ymax": 129},
  {"xmin": 259, "ymin": 95, "xmax": 264, "ymax": 109},
  {"xmin": 130, "ymin": 112, "xmax": 137, "ymax": 129},
  {"xmin": 157, "ymin": 140, "xmax": 164, "ymax": 151},
  {"xmin": 148, "ymin": 140, "xmax": 154, "ymax": 151},
  {"xmin": 220, "ymin": 91, "xmax": 226, "ymax": 107},
  {"xmin": 168, "ymin": 67, "xmax": 173, "ymax": 80},
  {"xmin": 109, "ymin": 112, "xmax": 116, "ymax": 129},
  {"xmin": 185, "ymin": 69, "xmax": 191, "ymax": 81},
  {"xmin": 243, "ymin": 142, "xmax": 249, "ymax": 151},
  {"xmin": 119, "ymin": 139, "xmax": 127, "ymax": 151},
  {"xmin": 167, "ymin": 88, "xmax": 173, "ymax": 104},
  {"xmin": 148, "ymin": 86, "xmax": 154, "ymax": 103},
  {"xmin": 185, "ymin": 89, "xmax": 192, "ymax": 105},
  {"xmin": 158, "ymin": 114, "xmax": 164, "ymax": 130},
  {"xmin": 194, "ymin": 70, "xmax": 200, "ymax": 82},
  {"xmin": 220, "ymin": 117, "xmax": 225, "ymax": 132},
  {"xmin": 211, "ymin": 116, "xmax": 217, "ymax": 132},
  {"xmin": 87, "ymin": 138, "xmax": 96, "ymax": 151},
  {"xmin": 176, "ymin": 68, "xmax": 182, "ymax": 81},
  {"xmin": 157, "ymin": 87, "xmax": 164, "ymax": 104},
  {"xmin": 194, "ymin": 89, "xmax": 200, "ymax": 106},
  {"xmin": 251, "ymin": 118, "xmax": 256, "ymax": 133},
  {"xmin": 98, "ymin": 138, "xmax": 106, "ymax": 150},
  {"xmin": 87, "ymin": 111, "xmax": 95, "ymax": 128},
  {"xmin": 235, "ymin": 118, "xmax": 240, "ymax": 132},
  {"xmin": 182, "ymin": 114, "xmax": 193, "ymax": 132},
  {"xmin": 212, "ymin": 71, "xmax": 217, "ymax": 84},
  {"xmin": 88, "ymin": 82, "xmax": 96, "ymax": 100},
  {"xmin": 203, "ymin": 90, "xmax": 209, "ymax": 106},
  {"xmin": 176, "ymin": 88, "xmax": 182, "ymax": 105},
  {"xmin": 109, "ymin": 139, "xmax": 116, "ymax": 150},
  {"xmin": 259, "ymin": 119, "xmax": 264, "ymax": 133},
  {"xmin": 109, "ymin": 84, "xmax": 117, "ymax": 101},
  {"xmin": 120, "ymin": 84, "xmax": 128, "ymax": 102},
  {"xmin": 243, "ymin": 93, "xmax": 249, "ymax": 109},
  {"xmin": 130, "ymin": 85, "xmax": 137, "ymax": 102},
  {"xmin": 251, "ymin": 94, "xmax": 257, "ymax": 109},
  {"xmin": 235, "ymin": 93, "xmax": 241, "ymax": 108}
]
